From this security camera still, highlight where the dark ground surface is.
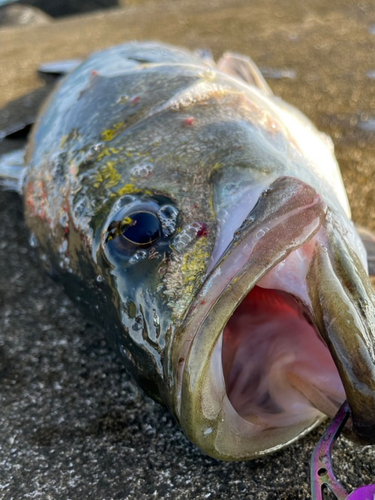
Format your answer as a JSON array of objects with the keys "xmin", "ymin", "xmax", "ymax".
[{"xmin": 1, "ymin": 0, "xmax": 375, "ymax": 499}]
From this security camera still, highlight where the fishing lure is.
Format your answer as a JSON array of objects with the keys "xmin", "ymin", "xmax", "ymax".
[{"xmin": 311, "ymin": 403, "xmax": 375, "ymax": 499}]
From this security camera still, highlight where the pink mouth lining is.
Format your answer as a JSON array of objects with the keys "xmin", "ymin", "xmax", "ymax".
[{"xmin": 222, "ymin": 284, "xmax": 345, "ymax": 429}]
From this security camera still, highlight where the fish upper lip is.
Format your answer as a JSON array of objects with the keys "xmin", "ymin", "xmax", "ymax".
[{"xmin": 168, "ymin": 176, "xmax": 328, "ymax": 459}]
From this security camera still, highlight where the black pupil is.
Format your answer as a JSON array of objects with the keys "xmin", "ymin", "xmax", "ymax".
[{"xmin": 123, "ymin": 212, "xmax": 161, "ymax": 245}]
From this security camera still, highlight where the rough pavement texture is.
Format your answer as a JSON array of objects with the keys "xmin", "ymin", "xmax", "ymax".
[{"xmin": 1, "ymin": 0, "xmax": 375, "ymax": 498}]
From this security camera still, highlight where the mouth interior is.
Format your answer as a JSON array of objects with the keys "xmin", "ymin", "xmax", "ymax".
[{"xmin": 222, "ymin": 285, "xmax": 345, "ymax": 428}]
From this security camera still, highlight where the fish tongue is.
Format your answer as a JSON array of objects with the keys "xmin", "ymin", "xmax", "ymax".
[
  {"xmin": 286, "ymin": 370, "xmax": 342, "ymax": 419},
  {"xmin": 307, "ymin": 214, "xmax": 375, "ymax": 443}
]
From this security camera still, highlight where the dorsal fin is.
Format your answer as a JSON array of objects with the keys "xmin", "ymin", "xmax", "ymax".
[
  {"xmin": 217, "ymin": 52, "xmax": 273, "ymax": 96},
  {"xmin": 37, "ymin": 59, "xmax": 81, "ymax": 79},
  {"xmin": 0, "ymin": 59, "xmax": 78, "ymax": 142}
]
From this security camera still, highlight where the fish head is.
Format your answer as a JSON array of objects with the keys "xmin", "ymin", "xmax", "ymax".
[
  {"xmin": 92, "ymin": 170, "xmax": 375, "ymax": 460},
  {"xmin": 158, "ymin": 174, "xmax": 375, "ymax": 460}
]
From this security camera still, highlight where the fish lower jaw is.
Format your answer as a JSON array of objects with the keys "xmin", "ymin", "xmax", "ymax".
[
  {"xmin": 190, "ymin": 286, "xmax": 344, "ymax": 460},
  {"xmin": 176, "ymin": 231, "xmax": 346, "ymax": 460}
]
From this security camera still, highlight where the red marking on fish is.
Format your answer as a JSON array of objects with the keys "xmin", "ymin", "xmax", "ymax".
[{"xmin": 197, "ymin": 223, "xmax": 208, "ymax": 237}]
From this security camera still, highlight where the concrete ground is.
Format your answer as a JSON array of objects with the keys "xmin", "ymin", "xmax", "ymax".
[{"xmin": 1, "ymin": 0, "xmax": 375, "ymax": 498}]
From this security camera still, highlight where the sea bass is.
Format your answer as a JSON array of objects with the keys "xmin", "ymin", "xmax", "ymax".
[{"xmin": 2, "ymin": 42, "xmax": 375, "ymax": 461}]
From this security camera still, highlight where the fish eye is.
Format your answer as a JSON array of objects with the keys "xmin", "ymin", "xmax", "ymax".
[
  {"xmin": 122, "ymin": 211, "xmax": 161, "ymax": 246},
  {"xmin": 106, "ymin": 211, "xmax": 162, "ymax": 248},
  {"xmin": 102, "ymin": 197, "xmax": 179, "ymax": 259}
]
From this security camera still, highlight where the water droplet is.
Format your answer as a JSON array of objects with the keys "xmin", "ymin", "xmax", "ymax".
[
  {"xmin": 368, "ymin": 24, "xmax": 375, "ymax": 35},
  {"xmin": 59, "ymin": 255, "xmax": 71, "ymax": 269},
  {"xmin": 92, "ymin": 142, "xmax": 105, "ymax": 153},
  {"xmin": 132, "ymin": 321, "xmax": 143, "ymax": 331},
  {"xmin": 119, "ymin": 344, "xmax": 135, "ymax": 363},
  {"xmin": 159, "ymin": 205, "xmax": 179, "ymax": 237},
  {"xmin": 74, "ymin": 198, "xmax": 86, "ymax": 218},
  {"xmin": 29, "ymin": 233, "xmax": 38, "ymax": 248},
  {"xmin": 59, "ymin": 240, "xmax": 68, "ymax": 254},
  {"xmin": 130, "ymin": 163, "xmax": 153, "ymax": 178},
  {"xmin": 59, "ymin": 212, "xmax": 69, "ymax": 228},
  {"xmin": 51, "ymin": 152, "xmax": 67, "ymax": 181},
  {"xmin": 172, "ymin": 222, "xmax": 208, "ymax": 252},
  {"xmin": 70, "ymin": 178, "xmax": 82, "ymax": 195},
  {"xmin": 129, "ymin": 249, "xmax": 148, "ymax": 264},
  {"xmin": 153, "ymin": 309, "xmax": 160, "ymax": 327},
  {"xmin": 117, "ymin": 95, "xmax": 129, "ymax": 104},
  {"xmin": 172, "ymin": 222, "xmax": 203, "ymax": 252},
  {"xmin": 96, "ymin": 275, "xmax": 103, "ymax": 283},
  {"xmin": 255, "ymin": 227, "xmax": 270, "ymax": 240}
]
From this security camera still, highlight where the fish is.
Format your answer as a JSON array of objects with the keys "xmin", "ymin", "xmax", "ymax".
[{"xmin": 1, "ymin": 41, "xmax": 375, "ymax": 461}]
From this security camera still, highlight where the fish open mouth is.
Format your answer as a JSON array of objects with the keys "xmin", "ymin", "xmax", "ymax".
[
  {"xmin": 171, "ymin": 177, "xmax": 375, "ymax": 460},
  {"xmin": 221, "ymin": 285, "xmax": 344, "ymax": 430},
  {"xmin": 175, "ymin": 247, "xmax": 344, "ymax": 460}
]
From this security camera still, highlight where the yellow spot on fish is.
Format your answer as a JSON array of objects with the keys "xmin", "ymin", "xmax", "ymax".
[
  {"xmin": 101, "ymin": 130, "xmax": 115, "ymax": 141},
  {"xmin": 117, "ymin": 183, "xmax": 138, "ymax": 195},
  {"xmin": 181, "ymin": 237, "xmax": 210, "ymax": 295},
  {"xmin": 117, "ymin": 184, "xmax": 153, "ymax": 196},
  {"xmin": 117, "ymin": 95, "xmax": 129, "ymax": 105},
  {"xmin": 100, "ymin": 122, "xmax": 124, "ymax": 141},
  {"xmin": 60, "ymin": 134, "xmax": 69, "ymax": 147},
  {"xmin": 97, "ymin": 148, "xmax": 110, "ymax": 160},
  {"xmin": 95, "ymin": 161, "xmax": 121, "ymax": 189},
  {"xmin": 97, "ymin": 146, "xmax": 121, "ymax": 161},
  {"xmin": 122, "ymin": 216, "xmax": 133, "ymax": 225}
]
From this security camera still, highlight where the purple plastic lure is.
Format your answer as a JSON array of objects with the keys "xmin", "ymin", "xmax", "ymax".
[{"xmin": 311, "ymin": 401, "xmax": 375, "ymax": 499}]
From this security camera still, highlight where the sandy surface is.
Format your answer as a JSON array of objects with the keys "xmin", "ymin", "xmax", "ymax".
[{"xmin": 1, "ymin": 0, "xmax": 375, "ymax": 498}]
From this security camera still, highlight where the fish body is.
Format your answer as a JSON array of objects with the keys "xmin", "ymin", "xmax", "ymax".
[{"xmin": 9, "ymin": 42, "xmax": 375, "ymax": 459}]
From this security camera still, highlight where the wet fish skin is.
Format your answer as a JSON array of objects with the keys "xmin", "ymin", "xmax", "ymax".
[
  {"xmin": 14, "ymin": 42, "xmax": 375, "ymax": 459},
  {"xmin": 24, "ymin": 43, "xmax": 225, "ymax": 400}
]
